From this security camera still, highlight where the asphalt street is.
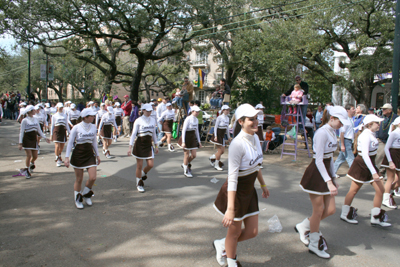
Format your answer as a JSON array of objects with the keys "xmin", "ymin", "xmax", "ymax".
[{"xmin": 0, "ymin": 120, "xmax": 399, "ymax": 267}]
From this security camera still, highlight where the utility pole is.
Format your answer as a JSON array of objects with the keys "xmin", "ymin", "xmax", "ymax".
[
  {"xmin": 27, "ymin": 44, "xmax": 31, "ymax": 100},
  {"xmin": 45, "ymin": 54, "xmax": 49, "ymax": 101},
  {"xmin": 391, "ymin": 0, "xmax": 400, "ymax": 111}
]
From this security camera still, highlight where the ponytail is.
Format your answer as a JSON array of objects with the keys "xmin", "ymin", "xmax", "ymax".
[
  {"xmin": 353, "ymin": 129, "xmax": 363, "ymax": 154},
  {"xmin": 320, "ymin": 109, "xmax": 330, "ymax": 127}
]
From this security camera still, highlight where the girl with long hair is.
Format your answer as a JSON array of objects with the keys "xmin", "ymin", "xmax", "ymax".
[
  {"xmin": 51, "ymin": 103, "xmax": 71, "ymax": 167},
  {"xmin": 213, "ymin": 104, "xmax": 269, "ymax": 267},
  {"xmin": 209, "ymin": 105, "xmax": 231, "ymax": 171},
  {"xmin": 341, "ymin": 114, "xmax": 391, "ymax": 227}
]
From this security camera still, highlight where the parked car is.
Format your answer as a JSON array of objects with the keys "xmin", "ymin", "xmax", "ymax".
[{"xmin": 263, "ymin": 114, "xmax": 276, "ymax": 129}]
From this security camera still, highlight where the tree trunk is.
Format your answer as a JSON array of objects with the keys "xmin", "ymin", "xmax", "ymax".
[{"xmin": 130, "ymin": 57, "xmax": 146, "ymax": 101}]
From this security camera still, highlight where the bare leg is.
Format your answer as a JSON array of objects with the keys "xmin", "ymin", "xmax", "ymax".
[
  {"xmin": 225, "ymin": 220, "xmax": 242, "ymax": 259},
  {"xmin": 344, "ymin": 181, "xmax": 363, "ymax": 206},
  {"xmin": 309, "ymin": 194, "xmax": 325, "ymax": 233},
  {"xmin": 31, "ymin": 150, "xmax": 38, "ymax": 164},
  {"xmin": 136, "ymin": 159, "xmax": 143, "ymax": 178},
  {"xmin": 24, "ymin": 150, "xmax": 32, "ymax": 167},
  {"xmin": 74, "ymin": 169, "xmax": 84, "ymax": 191},
  {"xmin": 183, "ymin": 150, "xmax": 190, "ymax": 165},
  {"xmin": 321, "ymin": 195, "xmax": 336, "ymax": 220},
  {"xmin": 143, "ymin": 158, "xmax": 154, "ymax": 174},
  {"xmin": 385, "ymin": 168, "xmax": 395, "ymax": 193},
  {"xmin": 188, "ymin": 150, "xmax": 196, "ymax": 163},
  {"xmin": 166, "ymin": 133, "xmax": 172, "ymax": 145},
  {"xmin": 371, "ymin": 180, "xmax": 385, "ymax": 208},
  {"xmin": 215, "ymin": 145, "xmax": 225, "ymax": 161},
  {"xmin": 85, "ymin": 167, "xmax": 97, "ymax": 188}
]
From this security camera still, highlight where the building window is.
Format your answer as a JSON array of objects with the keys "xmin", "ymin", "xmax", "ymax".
[
  {"xmin": 198, "ymin": 90, "xmax": 206, "ymax": 104},
  {"xmin": 196, "ymin": 51, "xmax": 208, "ymax": 65}
]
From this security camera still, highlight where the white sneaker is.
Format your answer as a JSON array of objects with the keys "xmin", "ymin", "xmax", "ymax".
[
  {"xmin": 74, "ymin": 191, "xmax": 84, "ymax": 209},
  {"xmin": 209, "ymin": 155, "xmax": 216, "ymax": 167},
  {"xmin": 294, "ymin": 218, "xmax": 310, "ymax": 246},
  {"xmin": 340, "ymin": 205, "xmax": 358, "ymax": 224},
  {"xmin": 82, "ymin": 187, "xmax": 94, "ymax": 206},
  {"xmin": 394, "ymin": 188, "xmax": 400, "ymax": 197},
  {"xmin": 371, "ymin": 207, "xmax": 391, "ymax": 227},
  {"xmin": 182, "ymin": 164, "xmax": 192, "ymax": 178},
  {"xmin": 308, "ymin": 232, "xmax": 330, "ymax": 259},
  {"xmin": 24, "ymin": 168, "xmax": 32, "ymax": 179},
  {"xmin": 106, "ymin": 154, "xmax": 112, "ymax": 159},
  {"xmin": 214, "ymin": 160, "xmax": 223, "ymax": 171},
  {"xmin": 141, "ymin": 170, "xmax": 148, "ymax": 180},
  {"xmin": 29, "ymin": 163, "xmax": 35, "ymax": 173},
  {"xmin": 382, "ymin": 193, "xmax": 397, "ymax": 209},
  {"xmin": 168, "ymin": 144, "xmax": 175, "ymax": 152},
  {"xmin": 213, "ymin": 238, "xmax": 226, "ymax": 266},
  {"xmin": 102, "ymin": 150, "xmax": 106, "ymax": 154},
  {"xmin": 136, "ymin": 178, "xmax": 145, "ymax": 193},
  {"xmin": 56, "ymin": 160, "xmax": 62, "ymax": 167}
]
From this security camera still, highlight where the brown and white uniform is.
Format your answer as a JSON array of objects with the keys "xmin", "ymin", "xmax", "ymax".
[
  {"xmin": 178, "ymin": 115, "xmax": 201, "ymax": 150},
  {"xmin": 19, "ymin": 117, "xmax": 47, "ymax": 150},
  {"xmin": 95, "ymin": 109, "xmax": 107, "ymax": 129},
  {"xmin": 113, "ymin": 107, "xmax": 124, "ymax": 127},
  {"xmin": 65, "ymin": 122, "xmax": 99, "ymax": 169},
  {"xmin": 67, "ymin": 109, "xmax": 81, "ymax": 127},
  {"xmin": 214, "ymin": 130, "xmax": 263, "ymax": 221},
  {"xmin": 34, "ymin": 109, "xmax": 48, "ymax": 133},
  {"xmin": 129, "ymin": 116, "xmax": 157, "ymax": 159},
  {"xmin": 158, "ymin": 109, "xmax": 175, "ymax": 133},
  {"xmin": 381, "ymin": 128, "xmax": 400, "ymax": 171},
  {"xmin": 99, "ymin": 112, "xmax": 118, "ymax": 139},
  {"xmin": 211, "ymin": 113, "xmax": 230, "ymax": 146},
  {"xmin": 300, "ymin": 124, "xmax": 337, "ymax": 195},
  {"xmin": 51, "ymin": 112, "xmax": 70, "ymax": 143},
  {"xmin": 347, "ymin": 128, "xmax": 381, "ymax": 183}
]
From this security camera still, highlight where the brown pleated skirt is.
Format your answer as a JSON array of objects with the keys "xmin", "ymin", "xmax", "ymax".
[
  {"xmin": 214, "ymin": 171, "xmax": 259, "ymax": 221},
  {"xmin": 381, "ymin": 148, "xmax": 400, "ymax": 171},
  {"xmin": 70, "ymin": 143, "xmax": 97, "ymax": 169},
  {"xmin": 132, "ymin": 135, "xmax": 154, "ymax": 159},
  {"xmin": 100, "ymin": 125, "xmax": 112, "ymax": 139},
  {"xmin": 52, "ymin": 125, "xmax": 67, "ymax": 143},
  {"xmin": 256, "ymin": 125, "xmax": 264, "ymax": 141},
  {"xmin": 115, "ymin": 116, "xmax": 122, "ymax": 126},
  {"xmin": 300, "ymin": 158, "xmax": 334, "ymax": 195},
  {"xmin": 347, "ymin": 155, "xmax": 381, "ymax": 184},
  {"xmin": 210, "ymin": 128, "xmax": 226, "ymax": 146},
  {"xmin": 162, "ymin": 120, "xmax": 173, "ymax": 133},
  {"xmin": 178, "ymin": 130, "xmax": 199, "ymax": 150},
  {"xmin": 70, "ymin": 119, "xmax": 78, "ymax": 126},
  {"xmin": 23, "ymin": 131, "xmax": 38, "ymax": 150}
]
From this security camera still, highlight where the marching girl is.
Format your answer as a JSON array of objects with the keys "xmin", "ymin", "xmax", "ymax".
[
  {"xmin": 98, "ymin": 106, "xmax": 118, "ymax": 159},
  {"xmin": 51, "ymin": 103, "xmax": 71, "ymax": 167},
  {"xmin": 113, "ymin": 102, "xmax": 124, "ymax": 142},
  {"xmin": 33, "ymin": 104, "xmax": 48, "ymax": 155},
  {"xmin": 296, "ymin": 106, "xmax": 348, "ymax": 259},
  {"xmin": 128, "ymin": 104, "xmax": 158, "ymax": 193},
  {"xmin": 64, "ymin": 108, "xmax": 100, "ymax": 209},
  {"xmin": 209, "ymin": 105, "xmax": 231, "ymax": 171},
  {"xmin": 19, "ymin": 105, "xmax": 50, "ymax": 178},
  {"xmin": 341, "ymin": 114, "xmax": 391, "ymax": 227},
  {"xmin": 44, "ymin": 103, "xmax": 51, "ymax": 133},
  {"xmin": 178, "ymin": 105, "xmax": 202, "ymax": 178},
  {"xmin": 255, "ymin": 104, "xmax": 265, "ymax": 142},
  {"xmin": 67, "ymin": 103, "xmax": 81, "ymax": 129},
  {"xmin": 213, "ymin": 104, "xmax": 269, "ymax": 267},
  {"xmin": 96, "ymin": 103, "xmax": 107, "ymax": 144},
  {"xmin": 380, "ymin": 117, "xmax": 400, "ymax": 209},
  {"xmin": 157, "ymin": 103, "xmax": 176, "ymax": 152},
  {"xmin": 17, "ymin": 102, "xmax": 27, "ymax": 123}
]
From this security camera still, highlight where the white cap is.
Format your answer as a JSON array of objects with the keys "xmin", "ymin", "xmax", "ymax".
[
  {"xmin": 100, "ymin": 103, "xmax": 105, "ymax": 106},
  {"xmin": 235, "ymin": 104, "xmax": 263, "ymax": 121},
  {"xmin": 166, "ymin": 103, "xmax": 172, "ymax": 107},
  {"xmin": 150, "ymin": 102, "xmax": 155, "ymax": 106},
  {"xmin": 141, "ymin": 103, "xmax": 153, "ymax": 111},
  {"xmin": 65, "ymin": 101, "xmax": 71, "ymax": 104},
  {"xmin": 115, "ymin": 102, "xmax": 121, "ymax": 106},
  {"xmin": 363, "ymin": 114, "xmax": 384, "ymax": 125},
  {"xmin": 255, "ymin": 104, "xmax": 265, "ymax": 109},
  {"xmin": 107, "ymin": 106, "xmax": 114, "ymax": 113},
  {"xmin": 20, "ymin": 102, "xmax": 27, "ymax": 106},
  {"xmin": 56, "ymin": 102, "xmax": 64, "ymax": 108},
  {"xmin": 88, "ymin": 101, "xmax": 94, "ymax": 105},
  {"xmin": 329, "ymin": 106, "xmax": 350, "ymax": 126},
  {"xmin": 34, "ymin": 104, "xmax": 41, "ymax": 110},
  {"xmin": 45, "ymin": 103, "xmax": 50, "ymax": 107},
  {"xmin": 80, "ymin": 108, "xmax": 97, "ymax": 118},
  {"xmin": 191, "ymin": 105, "xmax": 201, "ymax": 112},
  {"xmin": 70, "ymin": 103, "xmax": 76, "ymax": 109},
  {"xmin": 381, "ymin": 103, "xmax": 393, "ymax": 109},
  {"xmin": 24, "ymin": 105, "xmax": 35, "ymax": 114},
  {"xmin": 220, "ymin": 105, "xmax": 230, "ymax": 111},
  {"xmin": 392, "ymin": 117, "xmax": 400, "ymax": 126}
]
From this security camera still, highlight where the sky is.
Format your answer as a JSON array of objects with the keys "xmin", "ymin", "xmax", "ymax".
[{"xmin": 0, "ymin": 34, "xmax": 17, "ymax": 53}]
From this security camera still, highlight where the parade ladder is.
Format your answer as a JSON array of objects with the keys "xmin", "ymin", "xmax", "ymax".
[{"xmin": 280, "ymin": 95, "xmax": 311, "ymax": 161}]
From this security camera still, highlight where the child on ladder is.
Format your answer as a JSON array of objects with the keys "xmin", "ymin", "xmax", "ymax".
[{"xmin": 288, "ymin": 84, "xmax": 303, "ymax": 114}]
